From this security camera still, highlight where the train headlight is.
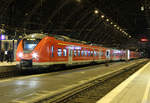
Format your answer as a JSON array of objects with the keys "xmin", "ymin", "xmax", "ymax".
[
  {"xmin": 18, "ymin": 52, "xmax": 23, "ymax": 58},
  {"xmin": 32, "ymin": 53, "xmax": 38, "ymax": 59}
]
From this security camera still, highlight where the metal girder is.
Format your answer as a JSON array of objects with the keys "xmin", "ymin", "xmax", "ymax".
[
  {"xmin": 42, "ymin": 0, "xmax": 71, "ymax": 30},
  {"xmin": 77, "ymin": 15, "xmax": 97, "ymax": 37},
  {"xmin": 82, "ymin": 20, "xmax": 104, "ymax": 40},
  {"xmin": 72, "ymin": 10, "xmax": 93, "ymax": 30},
  {"xmin": 0, "ymin": 0, "xmax": 15, "ymax": 14},
  {"xmin": 58, "ymin": 5, "xmax": 83, "ymax": 30},
  {"xmin": 23, "ymin": 0, "xmax": 46, "ymax": 27}
]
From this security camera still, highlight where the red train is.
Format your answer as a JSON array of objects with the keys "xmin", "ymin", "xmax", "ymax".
[{"xmin": 16, "ymin": 33, "xmax": 141, "ymax": 69}]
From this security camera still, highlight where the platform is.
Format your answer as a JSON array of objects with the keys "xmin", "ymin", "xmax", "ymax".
[
  {"xmin": 0, "ymin": 59, "xmax": 146, "ymax": 102},
  {"xmin": 0, "ymin": 62, "xmax": 16, "ymax": 73},
  {"xmin": 97, "ymin": 61, "xmax": 150, "ymax": 103},
  {"xmin": 0, "ymin": 62, "xmax": 16, "ymax": 66}
]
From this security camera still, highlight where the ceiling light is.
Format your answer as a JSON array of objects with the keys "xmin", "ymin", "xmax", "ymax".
[
  {"xmin": 94, "ymin": 10, "xmax": 99, "ymax": 14},
  {"xmin": 101, "ymin": 15, "xmax": 105, "ymax": 18},
  {"xmin": 76, "ymin": 0, "xmax": 81, "ymax": 3},
  {"xmin": 114, "ymin": 25, "xmax": 117, "ymax": 27},
  {"xmin": 106, "ymin": 19, "xmax": 109, "ymax": 22},
  {"xmin": 141, "ymin": 6, "xmax": 144, "ymax": 11}
]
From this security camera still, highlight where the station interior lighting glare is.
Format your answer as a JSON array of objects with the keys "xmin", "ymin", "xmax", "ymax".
[
  {"xmin": 90, "ymin": 7, "xmax": 130, "ymax": 39},
  {"xmin": 31, "ymin": 35, "xmax": 34, "ymax": 38},
  {"xmin": 18, "ymin": 52, "xmax": 23, "ymax": 58},
  {"xmin": 101, "ymin": 15, "xmax": 105, "ymax": 18},
  {"xmin": 94, "ymin": 10, "xmax": 99, "ymax": 14},
  {"xmin": 0, "ymin": 35, "xmax": 5, "ymax": 40},
  {"xmin": 32, "ymin": 53, "xmax": 38, "ymax": 59},
  {"xmin": 114, "ymin": 25, "xmax": 117, "ymax": 27},
  {"xmin": 140, "ymin": 38, "xmax": 149, "ymax": 42},
  {"xmin": 106, "ymin": 19, "xmax": 109, "ymax": 22},
  {"xmin": 141, "ymin": 6, "xmax": 144, "ymax": 11},
  {"xmin": 125, "ymin": 33, "xmax": 128, "ymax": 36},
  {"xmin": 76, "ymin": 0, "xmax": 81, "ymax": 2}
]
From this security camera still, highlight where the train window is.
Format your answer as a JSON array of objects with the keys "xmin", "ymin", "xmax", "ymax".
[
  {"xmin": 51, "ymin": 46, "xmax": 54, "ymax": 57},
  {"xmin": 63, "ymin": 49, "xmax": 67, "ymax": 56},
  {"xmin": 85, "ymin": 51, "xmax": 87, "ymax": 56},
  {"xmin": 94, "ymin": 51, "xmax": 96, "ymax": 56},
  {"xmin": 99, "ymin": 51, "xmax": 101, "ymax": 56},
  {"xmin": 91, "ymin": 51, "xmax": 93, "ymax": 56},
  {"xmin": 96, "ymin": 52, "xmax": 99, "ymax": 56},
  {"xmin": 23, "ymin": 39, "xmax": 41, "ymax": 51},
  {"xmin": 106, "ymin": 51, "xmax": 110, "ymax": 57},
  {"xmin": 57, "ymin": 48, "xmax": 62, "ymax": 56},
  {"xmin": 81, "ymin": 50, "xmax": 84, "ymax": 56},
  {"xmin": 78, "ymin": 50, "xmax": 80, "ymax": 56},
  {"xmin": 74, "ymin": 50, "xmax": 77, "ymax": 56},
  {"xmin": 101, "ymin": 51, "xmax": 103, "ymax": 56},
  {"xmin": 88, "ymin": 51, "xmax": 90, "ymax": 56}
]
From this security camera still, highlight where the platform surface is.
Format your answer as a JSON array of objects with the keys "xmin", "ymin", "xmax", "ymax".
[
  {"xmin": 97, "ymin": 61, "xmax": 150, "ymax": 103},
  {"xmin": 0, "ymin": 62, "xmax": 16, "ymax": 66},
  {"xmin": 0, "ymin": 59, "xmax": 146, "ymax": 103},
  {"xmin": 0, "ymin": 62, "xmax": 16, "ymax": 73}
]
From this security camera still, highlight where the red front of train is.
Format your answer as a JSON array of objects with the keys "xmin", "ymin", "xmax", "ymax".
[{"xmin": 16, "ymin": 33, "xmax": 55, "ymax": 68}]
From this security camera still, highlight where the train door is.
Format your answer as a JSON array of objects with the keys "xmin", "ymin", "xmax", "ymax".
[
  {"xmin": 106, "ymin": 49, "xmax": 110, "ymax": 60},
  {"xmin": 50, "ymin": 45, "xmax": 54, "ymax": 62},
  {"xmin": 49, "ymin": 39, "xmax": 55, "ymax": 62},
  {"xmin": 68, "ymin": 48, "xmax": 73, "ymax": 64},
  {"xmin": 99, "ymin": 48, "xmax": 101, "ymax": 60}
]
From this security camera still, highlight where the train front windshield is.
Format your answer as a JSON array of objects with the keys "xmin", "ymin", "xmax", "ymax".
[{"xmin": 23, "ymin": 39, "xmax": 41, "ymax": 51}]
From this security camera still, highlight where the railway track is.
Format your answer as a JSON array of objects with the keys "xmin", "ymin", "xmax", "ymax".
[{"xmin": 38, "ymin": 60, "xmax": 148, "ymax": 103}]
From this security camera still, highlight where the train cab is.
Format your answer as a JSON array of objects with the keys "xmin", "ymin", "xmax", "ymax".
[{"xmin": 16, "ymin": 33, "xmax": 48, "ymax": 69}]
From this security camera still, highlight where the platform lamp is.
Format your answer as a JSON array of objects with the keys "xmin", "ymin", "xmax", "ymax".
[
  {"xmin": 0, "ymin": 27, "xmax": 6, "ymax": 51},
  {"xmin": 12, "ymin": 31, "xmax": 17, "ymax": 61},
  {"xmin": 0, "ymin": 24, "xmax": 6, "ymax": 40},
  {"xmin": 13, "ymin": 29, "xmax": 19, "ymax": 61}
]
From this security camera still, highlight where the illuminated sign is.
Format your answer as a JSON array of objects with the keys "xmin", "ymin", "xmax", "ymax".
[
  {"xmin": 140, "ymin": 38, "xmax": 149, "ymax": 42},
  {"xmin": 66, "ymin": 46, "xmax": 81, "ymax": 50},
  {"xmin": 0, "ymin": 35, "xmax": 5, "ymax": 40},
  {"xmin": 113, "ymin": 50, "xmax": 121, "ymax": 53}
]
